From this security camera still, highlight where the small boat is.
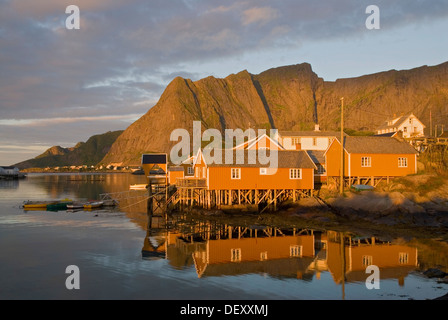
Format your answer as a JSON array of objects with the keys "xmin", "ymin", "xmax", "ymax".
[
  {"xmin": 83, "ymin": 201, "xmax": 103, "ymax": 209},
  {"xmin": 66, "ymin": 202, "xmax": 85, "ymax": 210},
  {"xmin": 22, "ymin": 198, "xmax": 72, "ymax": 210},
  {"xmin": 46, "ymin": 200, "xmax": 73, "ymax": 211},
  {"xmin": 22, "ymin": 200, "xmax": 58, "ymax": 209}
]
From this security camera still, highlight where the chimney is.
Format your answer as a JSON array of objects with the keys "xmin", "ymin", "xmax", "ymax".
[
  {"xmin": 314, "ymin": 124, "xmax": 320, "ymax": 132},
  {"xmin": 295, "ymin": 143, "xmax": 302, "ymax": 151}
]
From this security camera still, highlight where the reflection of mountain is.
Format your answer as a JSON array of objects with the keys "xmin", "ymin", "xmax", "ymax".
[{"xmin": 141, "ymin": 217, "xmax": 420, "ymax": 286}]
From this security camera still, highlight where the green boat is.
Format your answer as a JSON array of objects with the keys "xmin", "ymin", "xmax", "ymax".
[{"xmin": 46, "ymin": 200, "xmax": 73, "ymax": 211}]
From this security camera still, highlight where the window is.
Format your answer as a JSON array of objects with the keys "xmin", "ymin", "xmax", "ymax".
[
  {"xmin": 398, "ymin": 157, "xmax": 408, "ymax": 168},
  {"xmin": 187, "ymin": 167, "xmax": 194, "ymax": 175},
  {"xmin": 289, "ymin": 168, "xmax": 302, "ymax": 179},
  {"xmin": 315, "ymin": 164, "xmax": 326, "ymax": 175},
  {"xmin": 260, "ymin": 251, "xmax": 268, "ymax": 261},
  {"xmin": 312, "ymin": 137, "xmax": 317, "ymax": 146},
  {"xmin": 290, "ymin": 245, "xmax": 303, "ymax": 257},
  {"xmin": 292, "ymin": 137, "xmax": 301, "ymax": 145},
  {"xmin": 399, "ymin": 252, "xmax": 409, "ymax": 264},
  {"xmin": 361, "ymin": 157, "xmax": 371, "ymax": 167},
  {"xmin": 403, "ymin": 127, "xmax": 407, "ymax": 133},
  {"xmin": 231, "ymin": 248, "xmax": 241, "ymax": 262},
  {"xmin": 259, "ymin": 168, "xmax": 267, "ymax": 175},
  {"xmin": 362, "ymin": 255, "xmax": 373, "ymax": 267},
  {"xmin": 231, "ymin": 168, "xmax": 241, "ymax": 179}
]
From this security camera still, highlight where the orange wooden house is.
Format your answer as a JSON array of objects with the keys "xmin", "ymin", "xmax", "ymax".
[
  {"xmin": 325, "ymin": 136, "xmax": 418, "ymax": 186},
  {"xmin": 193, "ymin": 148, "xmax": 317, "ymax": 191},
  {"xmin": 174, "ymin": 133, "xmax": 317, "ymax": 210}
]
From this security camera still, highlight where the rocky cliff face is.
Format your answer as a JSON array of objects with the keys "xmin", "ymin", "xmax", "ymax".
[{"xmin": 101, "ymin": 62, "xmax": 448, "ymax": 165}]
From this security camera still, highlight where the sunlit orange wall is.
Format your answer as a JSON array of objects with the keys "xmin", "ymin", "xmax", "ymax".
[
  {"xmin": 208, "ymin": 167, "xmax": 314, "ymax": 190},
  {"xmin": 207, "ymin": 235, "xmax": 315, "ymax": 264},
  {"xmin": 169, "ymin": 171, "xmax": 184, "ymax": 185},
  {"xmin": 325, "ymin": 141, "xmax": 416, "ymax": 177}
]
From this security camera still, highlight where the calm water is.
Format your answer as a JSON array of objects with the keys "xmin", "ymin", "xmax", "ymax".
[{"xmin": 0, "ymin": 173, "xmax": 447, "ymax": 300}]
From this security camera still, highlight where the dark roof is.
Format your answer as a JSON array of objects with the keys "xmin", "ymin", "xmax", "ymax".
[
  {"xmin": 279, "ymin": 130, "xmax": 347, "ymax": 137},
  {"xmin": 374, "ymin": 132, "xmax": 398, "ymax": 137},
  {"xmin": 0, "ymin": 166, "xmax": 17, "ymax": 169},
  {"xmin": 168, "ymin": 166, "xmax": 184, "ymax": 172},
  {"xmin": 306, "ymin": 150, "xmax": 326, "ymax": 164},
  {"xmin": 203, "ymin": 150, "xmax": 317, "ymax": 169},
  {"xmin": 338, "ymin": 136, "xmax": 418, "ymax": 154},
  {"xmin": 141, "ymin": 154, "xmax": 167, "ymax": 164}
]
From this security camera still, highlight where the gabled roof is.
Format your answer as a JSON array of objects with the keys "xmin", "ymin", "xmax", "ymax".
[
  {"xmin": 376, "ymin": 113, "xmax": 426, "ymax": 131},
  {"xmin": 246, "ymin": 133, "xmax": 285, "ymax": 150},
  {"xmin": 306, "ymin": 150, "xmax": 326, "ymax": 164},
  {"xmin": 332, "ymin": 136, "xmax": 418, "ymax": 154},
  {"xmin": 374, "ymin": 132, "xmax": 398, "ymax": 137},
  {"xmin": 201, "ymin": 149, "xmax": 317, "ymax": 169}
]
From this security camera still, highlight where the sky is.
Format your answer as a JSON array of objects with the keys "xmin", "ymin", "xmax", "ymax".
[{"xmin": 1, "ymin": 0, "xmax": 448, "ymax": 165}]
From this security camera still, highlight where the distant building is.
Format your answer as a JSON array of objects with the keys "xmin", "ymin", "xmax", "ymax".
[
  {"xmin": 376, "ymin": 113, "xmax": 425, "ymax": 138},
  {"xmin": 0, "ymin": 166, "xmax": 19, "ymax": 176}
]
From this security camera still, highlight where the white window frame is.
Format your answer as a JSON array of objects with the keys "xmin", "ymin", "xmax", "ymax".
[
  {"xmin": 362, "ymin": 255, "xmax": 373, "ymax": 267},
  {"xmin": 289, "ymin": 168, "xmax": 302, "ymax": 179},
  {"xmin": 290, "ymin": 245, "xmax": 303, "ymax": 257},
  {"xmin": 315, "ymin": 164, "xmax": 326, "ymax": 175},
  {"xmin": 361, "ymin": 157, "xmax": 371, "ymax": 167},
  {"xmin": 312, "ymin": 137, "xmax": 317, "ymax": 146},
  {"xmin": 260, "ymin": 251, "xmax": 268, "ymax": 261},
  {"xmin": 259, "ymin": 168, "xmax": 267, "ymax": 175},
  {"xmin": 231, "ymin": 168, "xmax": 241, "ymax": 180},
  {"xmin": 231, "ymin": 248, "xmax": 241, "ymax": 262},
  {"xmin": 292, "ymin": 137, "xmax": 301, "ymax": 145},
  {"xmin": 187, "ymin": 167, "xmax": 194, "ymax": 175},
  {"xmin": 399, "ymin": 252, "xmax": 409, "ymax": 264},
  {"xmin": 398, "ymin": 157, "xmax": 408, "ymax": 168}
]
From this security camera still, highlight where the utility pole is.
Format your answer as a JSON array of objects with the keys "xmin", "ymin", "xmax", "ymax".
[
  {"xmin": 430, "ymin": 107, "xmax": 432, "ymax": 137},
  {"xmin": 340, "ymin": 97, "xmax": 344, "ymax": 195}
]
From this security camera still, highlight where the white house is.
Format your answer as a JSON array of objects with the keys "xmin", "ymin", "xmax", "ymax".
[
  {"xmin": 0, "ymin": 166, "xmax": 20, "ymax": 177},
  {"xmin": 376, "ymin": 113, "xmax": 425, "ymax": 138},
  {"xmin": 278, "ymin": 125, "xmax": 346, "ymax": 183},
  {"xmin": 278, "ymin": 126, "xmax": 345, "ymax": 152}
]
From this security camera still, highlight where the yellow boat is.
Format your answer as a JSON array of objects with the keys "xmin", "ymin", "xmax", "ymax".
[
  {"xmin": 83, "ymin": 201, "xmax": 103, "ymax": 209},
  {"xmin": 23, "ymin": 200, "xmax": 57, "ymax": 209},
  {"xmin": 22, "ymin": 199, "xmax": 72, "ymax": 210}
]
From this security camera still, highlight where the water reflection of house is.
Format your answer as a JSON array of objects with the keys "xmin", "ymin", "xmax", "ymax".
[
  {"xmin": 325, "ymin": 231, "xmax": 418, "ymax": 286},
  {"xmin": 141, "ymin": 218, "xmax": 420, "ymax": 287},
  {"xmin": 190, "ymin": 227, "xmax": 316, "ymax": 279}
]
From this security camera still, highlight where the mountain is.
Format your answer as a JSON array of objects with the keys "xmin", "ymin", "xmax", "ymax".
[
  {"xmin": 15, "ymin": 130, "xmax": 123, "ymax": 169},
  {"xmin": 100, "ymin": 61, "xmax": 448, "ymax": 166}
]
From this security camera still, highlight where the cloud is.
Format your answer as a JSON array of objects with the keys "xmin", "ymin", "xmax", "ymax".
[
  {"xmin": 1, "ymin": 0, "xmax": 448, "ymax": 164},
  {"xmin": 242, "ymin": 6, "xmax": 279, "ymax": 26}
]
